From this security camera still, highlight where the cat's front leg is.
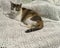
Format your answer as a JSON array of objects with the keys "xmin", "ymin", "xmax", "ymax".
[
  {"xmin": 21, "ymin": 19, "xmax": 28, "ymax": 25},
  {"xmin": 20, "ymin": 22, "xmax": 27, "ymax": 27}
]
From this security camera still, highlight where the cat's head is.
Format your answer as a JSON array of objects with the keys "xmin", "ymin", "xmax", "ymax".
[{"xmin": 10, "ymin": 1, "xmax": 22, "ymax": 14}]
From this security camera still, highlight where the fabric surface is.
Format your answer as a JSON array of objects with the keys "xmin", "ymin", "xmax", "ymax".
[{"xmin": 0, "ymin": 0, "xmax": 60, "ymax": 48}]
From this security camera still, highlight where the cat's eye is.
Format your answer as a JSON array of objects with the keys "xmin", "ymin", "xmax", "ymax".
[
  {"xmin": 11, "ymin": 7, "xmax": 14, "ymax": 10},
  {"xmin": 11, "ymin": 4, "xmax": 15, "ymax": 10},
  {"xmin": 16, "ymin": 8, "xmax": 20, "ymax": 11}
]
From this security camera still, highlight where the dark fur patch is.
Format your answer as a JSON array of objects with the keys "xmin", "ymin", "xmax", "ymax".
[
  {"xmin": 21, "ymin": 8, "xmax": 33, "ymax": 22},
  {"xmin": 25, "ymin": 28, "xmax": 40, "ymax": 33},
  {"xmin": 31, "ymin": 16, "xmax": 42, "ymax": 21},
  {"xmin": 22, "ymin": 8, "xmax": 26, "ymax": 10}
]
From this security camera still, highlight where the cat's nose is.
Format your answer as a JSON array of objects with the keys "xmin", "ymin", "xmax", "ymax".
[{"xmin": 16, "ymin": 8, "xmax": 20, "ymax": 11}]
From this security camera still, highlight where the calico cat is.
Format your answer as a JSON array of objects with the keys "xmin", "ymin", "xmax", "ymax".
[{"xmin": 10, "ymin": 2, "xmax": 44, "ymax": 33}]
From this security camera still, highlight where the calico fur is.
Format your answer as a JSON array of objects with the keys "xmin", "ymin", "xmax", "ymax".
[{"xmin": 10, "ymin": 2, "xmax": 44, "ymax": 33}]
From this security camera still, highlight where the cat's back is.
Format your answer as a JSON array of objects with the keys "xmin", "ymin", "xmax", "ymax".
[{"xmin": 22, "ymin": 7, "xmax": 38, "ymax": 16}]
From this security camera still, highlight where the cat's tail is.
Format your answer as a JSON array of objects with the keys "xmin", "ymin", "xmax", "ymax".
[
  {"xmin": 25, "ymin": 28, "xmax": 40, "ymax": 33},
  {"xmin": 25, "ymin": 21, "xmax": 44, "ymax": 33}
]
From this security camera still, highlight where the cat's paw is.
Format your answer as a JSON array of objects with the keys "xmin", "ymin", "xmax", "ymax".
[{"xmin": 20, "ymin": 22, "xmax": 27, "ymax": 27}]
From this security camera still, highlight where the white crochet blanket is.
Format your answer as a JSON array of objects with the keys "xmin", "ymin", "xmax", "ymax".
[{"xmin": 0, "ymin": 0, "xmax": 60, "ymax": 48}]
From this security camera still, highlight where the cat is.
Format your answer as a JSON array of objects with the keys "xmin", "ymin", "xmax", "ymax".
[{"xmin": 10, "ymin": 2, "xmax": 44, "ymax": 33}]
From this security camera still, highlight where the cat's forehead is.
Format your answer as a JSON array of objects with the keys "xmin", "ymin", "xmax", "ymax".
[
  {"xmin": 12, "ymin": 4, "xmax": 19, "ymax": 6},
  {"xmin": 16, "ymin": 4, "xmax": 20, "ymax": 6}
]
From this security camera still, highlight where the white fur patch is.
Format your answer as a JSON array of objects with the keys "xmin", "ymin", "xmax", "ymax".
[
  {"xmin": 15, "ymin": 9, "xmax": 22, "ymax": 21},
  {"xmin": 25, "ymin": 17, "xmax": 37, "ymax": 26}
]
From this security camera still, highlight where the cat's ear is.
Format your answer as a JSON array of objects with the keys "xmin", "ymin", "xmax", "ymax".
[
  {"xmin": 10, "ymin": 1, "xmax": 15, "ymax": 5},
  {"xmin": 10, "ymin": 1, "xmax": 13, "ymax": 4},
  {"xmin": 20, "ymin": 3, "xmax": 22, "ymax": 7}
]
